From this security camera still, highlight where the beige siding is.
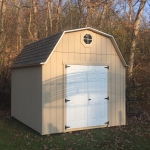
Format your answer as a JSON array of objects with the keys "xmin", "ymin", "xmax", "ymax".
[
  {"xmin": 123, "ymin": 68, "xmax": 126, "ymax": 125},
  {"xmin": 42, "ymin": 29, "xmax": 126, "ymax": 134},
  {"xmin": 11, "ymin": 66, "xmax": 42, "ymax": 134},
  {"xmin": 81, "ymin": 44, "xmax": 86, "ymax": 62},
  {"xmin": 101, "ymin": 36, "xmax": 107, "ymax": 62},
  {"xmin": 110, "ymin": 49, "xmax": 116, "ymax": 126},
  {"xmin": 42, "ymin": 56, "xmax": 51, "ymax": 134},
  {"xmin": 115, "ymin": 55, "xmax": 121, "ymax": 125},
  {"xmin": 74, "ymin": 32, "xmax": 80, "ymax": 61},
  {"xmin": 56, "ymin": 42, "xmax": 64, "ymax": 133},
  {"xmin": 50, "ymin": 52, "xmax": 57, "ymax": 133},
  {"xmin": 120, "ymin": 66, "xmax": 125, "ymax": 125},
  {"xmin": 106, "ymin": 38, "xmax": 112, "ymax": 126}
]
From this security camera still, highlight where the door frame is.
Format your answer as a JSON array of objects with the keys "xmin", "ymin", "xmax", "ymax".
[{"xmin": 63, "ymin": 62, "xmax": 110, "ymax": 132}]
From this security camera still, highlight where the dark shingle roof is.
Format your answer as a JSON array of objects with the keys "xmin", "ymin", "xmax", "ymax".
[{"xmin": 12, "ymin": 32, "xmax": 63, "ymax": 68}]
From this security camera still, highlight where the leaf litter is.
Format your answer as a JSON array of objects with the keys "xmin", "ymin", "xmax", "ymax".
[{"xmin": 1, "ymin": 101, "xmax": 150, "ymax": 149}]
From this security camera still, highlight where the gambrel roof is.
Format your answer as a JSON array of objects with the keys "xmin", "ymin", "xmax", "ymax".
[
  {"xmin": 12, "ymin": 32, "xmax": 63, "ymax": 68},
  {"xmin": 12, "ymin": 27, "xmax": 128, "ymax": 68}
]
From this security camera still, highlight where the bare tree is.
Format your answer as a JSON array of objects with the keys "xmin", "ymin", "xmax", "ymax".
[
  {"xmin": 33, "ymin": 0, "xmax": 38, "ymax": 40},
  {"xmin": 128, "ymin": 0, "xmax": 147, "ymax": 77},
  {"xmin": 46, "ymin": 0, "xmax": 52, "ymax": 36},
  {"xmin": 0, "ymin": 0, "xmax": 7, "ymax": 33},
  {"xmin": 128, "ymin": 0, "xmax": 133, "ymax": 23},
  {"xmin": 56, "ymin": 0, "xmax": 62, "ymax": 32}
]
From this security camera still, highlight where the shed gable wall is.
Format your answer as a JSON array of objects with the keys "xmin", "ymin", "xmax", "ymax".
[{"xmin": 42, "ymin": 30, "xmax": 126, "ymax": 134}]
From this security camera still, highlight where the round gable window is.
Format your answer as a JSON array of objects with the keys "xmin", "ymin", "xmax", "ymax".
[{"xmin": 83, "ymin": 34, "xmax": 92, "ymax": 44}]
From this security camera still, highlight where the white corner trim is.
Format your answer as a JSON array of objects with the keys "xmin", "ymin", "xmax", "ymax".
[{"xmin": 110, "ymin": 36, "xmax": 128, "ymax": 67}]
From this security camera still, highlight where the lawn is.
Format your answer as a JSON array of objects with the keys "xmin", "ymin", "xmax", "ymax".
[
  {"xmin": 0, "ymin": 117, "xmax": 150, "ymax": 150},
  {"xmin": 1, "ymin": 99, "xmax": 150, "ymax": 150}
]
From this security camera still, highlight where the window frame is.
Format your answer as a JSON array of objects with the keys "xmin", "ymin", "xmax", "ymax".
[
  {"xmin": 83, "ymin": 34, "xmax": 93, "ymax": 44},
  {"xmin": 81, "ymin": 31, "xmax": 94, "ymax": 47}
]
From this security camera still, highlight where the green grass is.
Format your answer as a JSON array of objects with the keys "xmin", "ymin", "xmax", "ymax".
[{"xmin": 0, "ymin": 118, "xmax": 150, "ymax": 150}]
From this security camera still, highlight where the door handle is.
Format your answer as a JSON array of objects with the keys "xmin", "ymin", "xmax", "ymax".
[{"xmin": 88, "ymin": 99, "xmax": 91, "ymax": 100}]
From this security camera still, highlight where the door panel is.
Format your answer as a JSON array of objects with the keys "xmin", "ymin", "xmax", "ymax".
[
  {"xmin": 88, "ymin": 66, "xmax": 108, "ymax": 126},
  {"xmin": 66, "ymin": 65, "xmax": 88, "ymax": 129}
]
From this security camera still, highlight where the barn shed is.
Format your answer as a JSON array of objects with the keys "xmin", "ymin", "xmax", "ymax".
[{"xmin": 11, "ymin": 27, "xmax": 128, "ymax": 135}]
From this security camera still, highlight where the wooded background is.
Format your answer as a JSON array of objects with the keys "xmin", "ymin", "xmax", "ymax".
[{"xmin": 0, "ymin": 0, "xmax": 150, "ymax": 99}]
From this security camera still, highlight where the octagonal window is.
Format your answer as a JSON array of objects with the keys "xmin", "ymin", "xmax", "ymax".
[{"xmin": 83, "ymin": 34, "xmax": 92, "ymax": 44}]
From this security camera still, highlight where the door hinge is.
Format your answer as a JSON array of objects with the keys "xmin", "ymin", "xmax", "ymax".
[
  {"xmin": 104, "ymin": 121, "xmax": 109, "ymax": 125},
  {"xmin": 65, "ymin": 125, "xmax": 70, "ymax": 129},
  {"xmin": 104, "ymin": 97, "xmax": 109, "ymax": 100},
  {"xmin": 65, "ymin": 65, "xmax": 70, "ymax": 68},
  {"xmin": 104, "ymin": 66, "xmax": 109, "ymax": 69},
  {"xmin": 65, "ymin": 99, "xmax": 70, "ymax": 103}
]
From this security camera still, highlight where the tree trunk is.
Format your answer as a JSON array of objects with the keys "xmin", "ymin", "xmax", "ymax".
[
  {"xmin": 33, "ymin": 0, "xmax": 38, "ymax": 41},
  {"xmin": 56, "ymin": 0, "xmax": 62, "ymax": 33},
  {"xmin": 28, "ymin": 8, "xmax": 33, "ymax": 40},
  {"xmin": 15, "ymin": 1, "xmax": 22, "ymax": 52},
  {"xmin": 0, "ymin": 0, "xmax": 6, "ymax": 33},
  {"xmin": 78, "ymin": 0, "xmax": 82, "ymax": 27},
  {"xmin": 128, "ymin": 0, "xmax": 147, "ymax": 77},
  {"xmin": 47, "ymin": 0, "xmax": 52, "ymax": 36},
  {"xmin": 128, "ymin": 0, "xmax": 133, "ymax": 23},
  {"xmin": 100, "ymin": 0, "xmax": 107, "ymax": 27},
  {"xmin": 85, "ymin": 2, "xmax": 91, "ymax": 27}
]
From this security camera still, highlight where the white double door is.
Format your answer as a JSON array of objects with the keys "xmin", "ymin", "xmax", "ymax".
[{"xmin": 66, "ymin": 65, "xmax": 108, "ymax": 129}]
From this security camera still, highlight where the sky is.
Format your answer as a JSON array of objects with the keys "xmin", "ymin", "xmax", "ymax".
[
  {"xmin": 144, "ymin": 2, "xmax": 150, "ymax": 20},
  {"xmin": 114, "ymin": 0, "xmax": 150, "ymax": 22}
]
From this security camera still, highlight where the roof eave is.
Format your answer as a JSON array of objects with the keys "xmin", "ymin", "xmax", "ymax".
[
  {"xmin": 12, "ymin": 63, "xmax": 43, "ymax": 69},
  {"xmin": 110, "ymin": 36, "xmax": 128, "ymax": 67},
  {"xmin": 65, "ymin": 27, "xmax": 112, "ymax": 38}
]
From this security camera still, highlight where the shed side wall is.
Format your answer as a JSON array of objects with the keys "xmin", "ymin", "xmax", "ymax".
[
  {"xmin": 42, "ymin": 30, "xmax": 126, "ymax": 134},
  {"xmin": 11, "ymin": 66, "xmax": 42, "ymax": 134}
]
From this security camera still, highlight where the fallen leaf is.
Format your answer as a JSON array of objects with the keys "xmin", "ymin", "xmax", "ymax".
[{"xmin": 26, "ymin": 142, "xmax": 31, "ymax": 146}]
